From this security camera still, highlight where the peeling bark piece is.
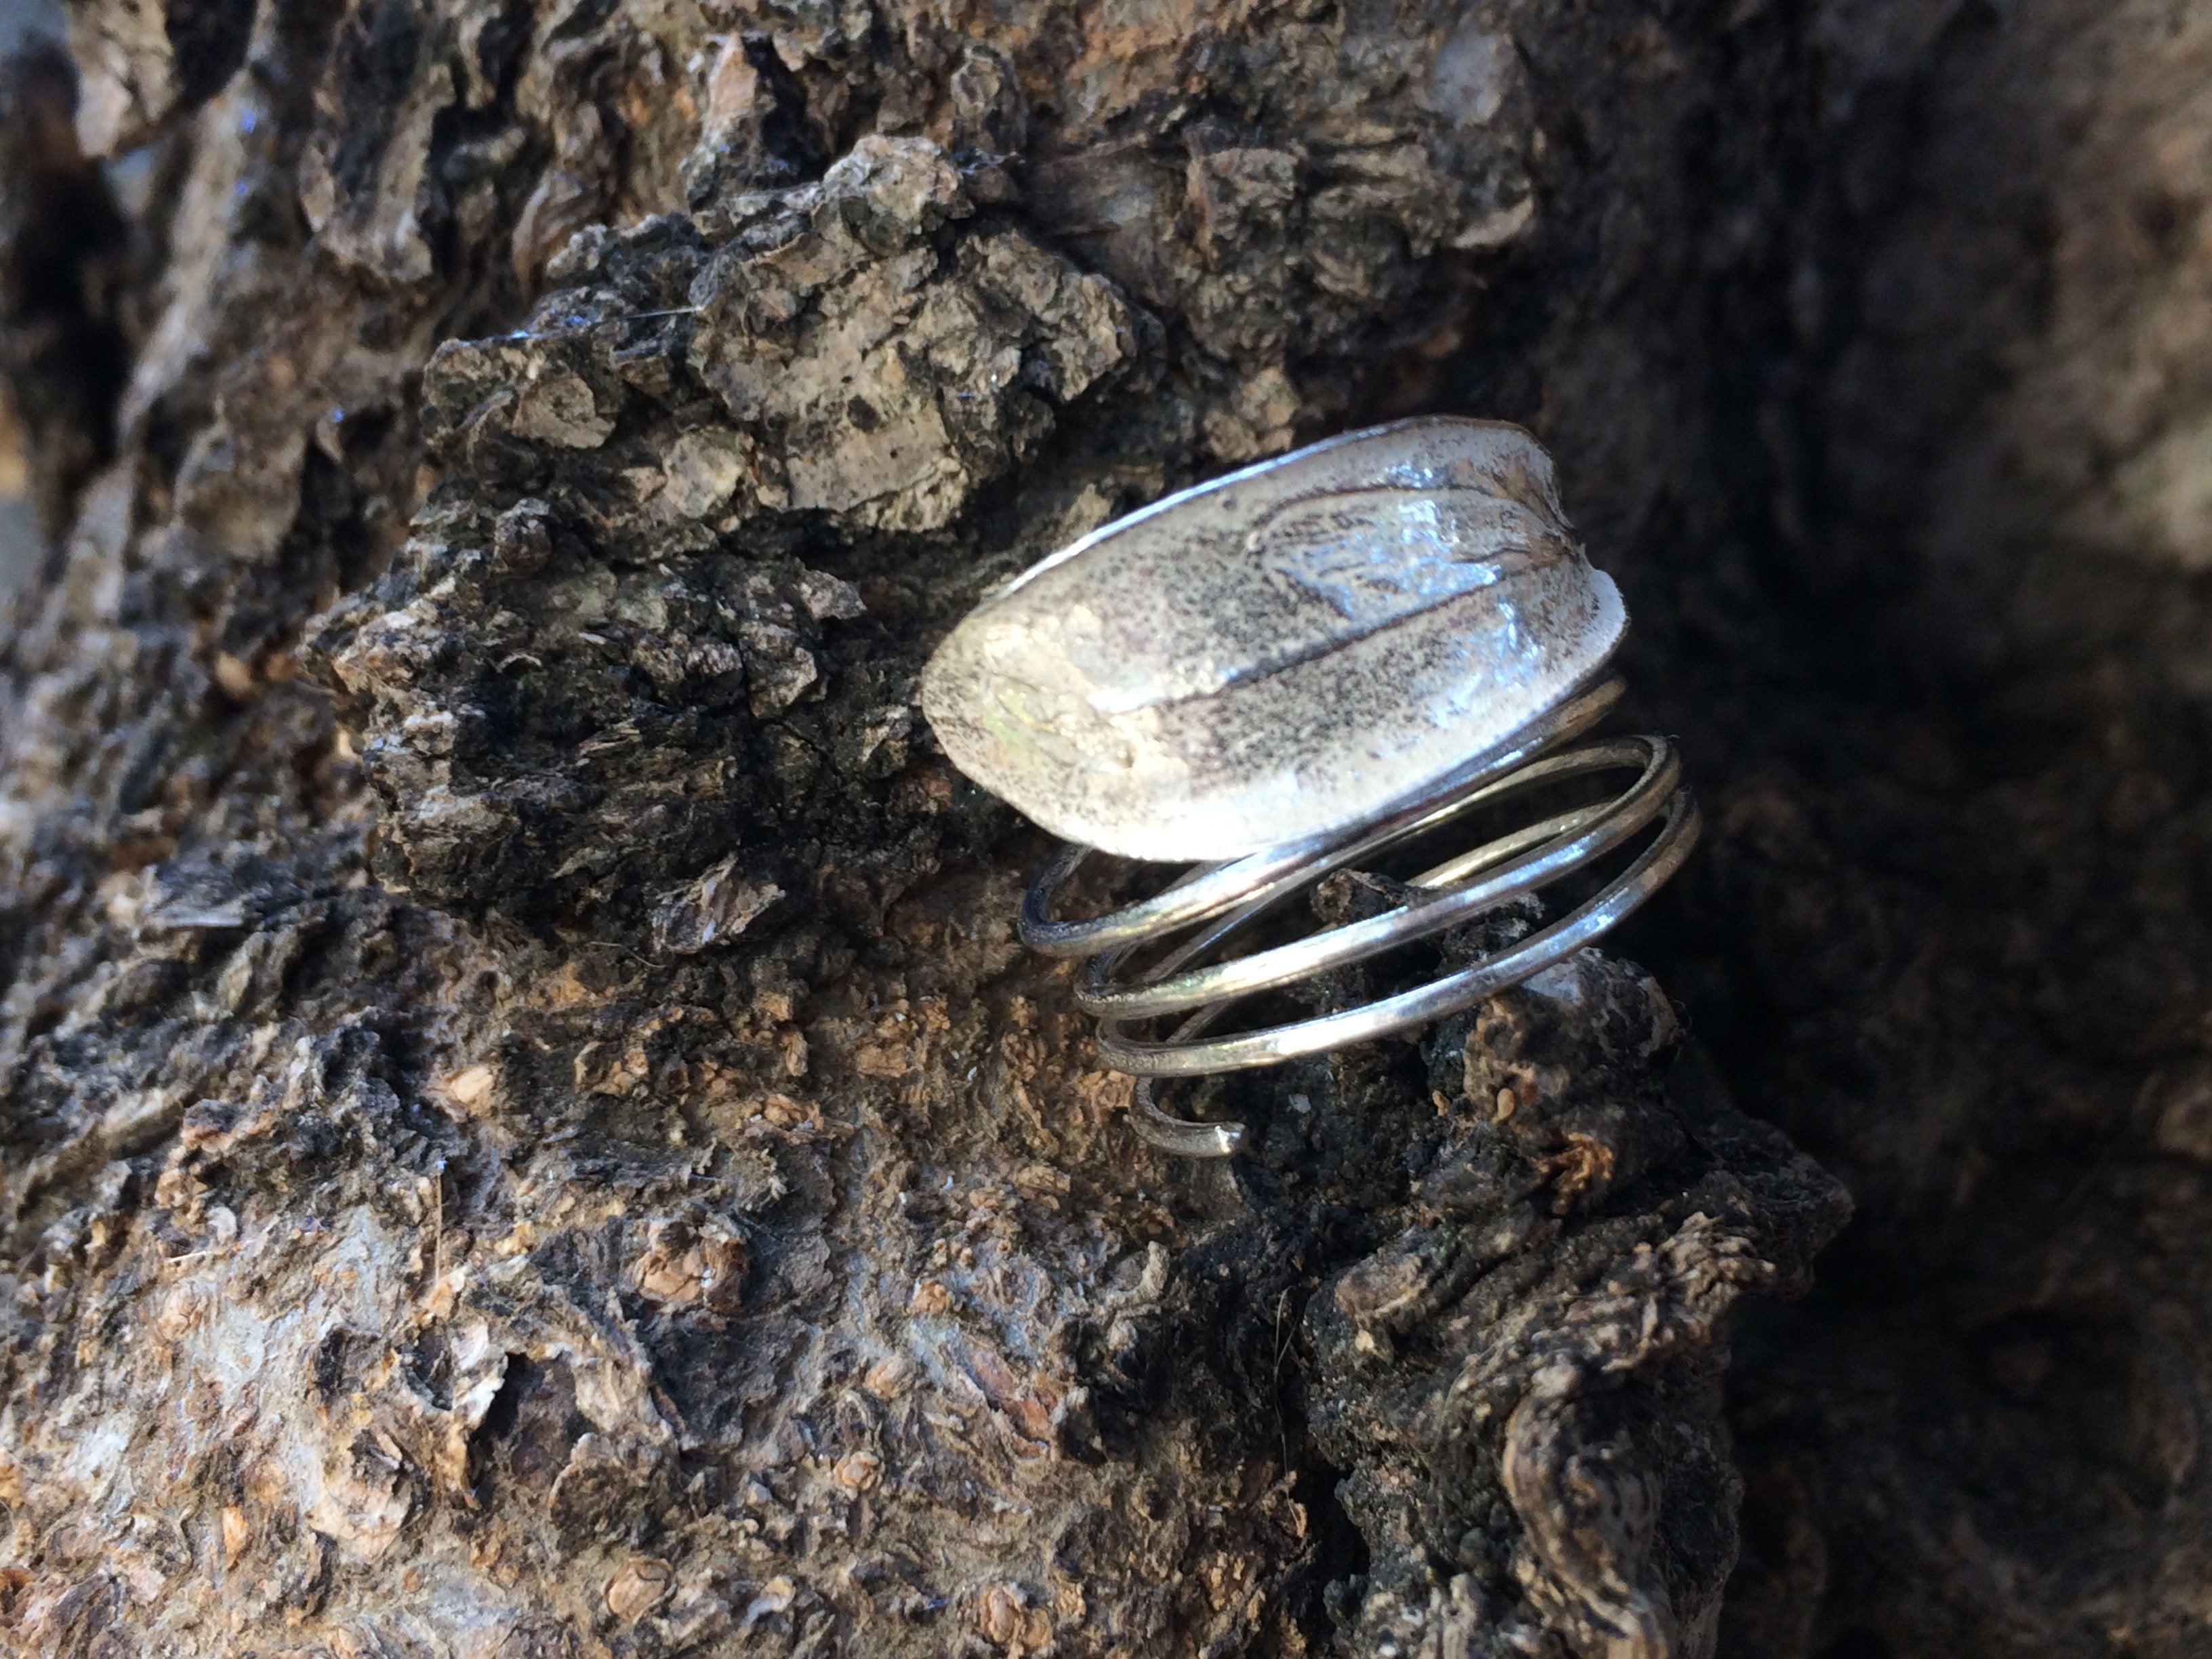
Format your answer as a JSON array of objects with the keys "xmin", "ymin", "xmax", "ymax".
[
  {"xmin": 506, "ymin": 371, "xmax": 612, "ymax": 449},
  {"xmin": 686, "ymin": 136, "xmax": 1137, "ymax": 532},
  {"xmin": 649, "ymin": 857, "xmax": 783, "ymax": 956}
]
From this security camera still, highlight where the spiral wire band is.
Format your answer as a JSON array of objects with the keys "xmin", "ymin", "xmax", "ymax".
[{"xmin": 1019, "ymin": 677, "xmax": 1702, "ymax": 1156}]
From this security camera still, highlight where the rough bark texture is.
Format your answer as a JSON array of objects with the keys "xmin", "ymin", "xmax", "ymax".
[{"xmin": 0, "ymin": 1, "xmax": 2200, "ymax": 1657}]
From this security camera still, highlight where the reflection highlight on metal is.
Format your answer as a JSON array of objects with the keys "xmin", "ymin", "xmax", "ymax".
[{"xmin": 1019, "ymin": 674, "xmax": 1702, "ymax": 1158}]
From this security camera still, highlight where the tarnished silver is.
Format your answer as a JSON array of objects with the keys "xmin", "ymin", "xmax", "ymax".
[{"xmin": 918, "ymin": 417, "xmax": 1700, "ymax": 1156}]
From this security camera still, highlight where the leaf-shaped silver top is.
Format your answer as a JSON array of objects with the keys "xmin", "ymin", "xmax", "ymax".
[{"xmin": 920, "ymin": 417, "xmax": 1626, "ymax": 861}]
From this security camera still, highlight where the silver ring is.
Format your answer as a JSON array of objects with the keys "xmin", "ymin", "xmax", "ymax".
[{"xmin": 918, "ymin": 417, "xmax": 1703, "ymax": 1157}]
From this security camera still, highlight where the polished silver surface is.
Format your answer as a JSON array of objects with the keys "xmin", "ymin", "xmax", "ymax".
[{"xmin": 920, "ymin": 417, "xmax": 1626, "ymax": 862}]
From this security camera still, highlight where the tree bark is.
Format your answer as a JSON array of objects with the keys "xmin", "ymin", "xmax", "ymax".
[{"xmin": 0, "ymin": 1, "xmax": 2200, "ymax": 1657}]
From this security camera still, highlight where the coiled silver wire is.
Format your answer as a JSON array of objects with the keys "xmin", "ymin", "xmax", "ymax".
[{"xmin": 1019, "ymin": 675, "xmax": 1702, "ymax": 1156}]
